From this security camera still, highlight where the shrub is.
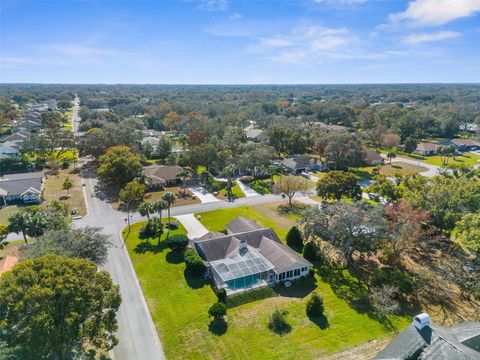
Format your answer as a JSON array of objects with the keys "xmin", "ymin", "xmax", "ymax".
[
  {"xmin": 306, "ymin": 293, "xmax": 324, "ymax": 317},
  {"xmin": 372, "ymin": 267, "xmax": 414, "ymax": 294},
  {"xmin": 268, "ymin": 309, "xmax": 291, "ymax": 334},
  {"xmin": 61, "ymin": 161, "xmax": 70, "ymax": 169},
  {"xmin": 184, "ymin": 248, "xmax": 206, "ymax": 276},
  {"xmin": 240, "ymin": 176, "xmax": 254, "ymax": 183},
  {"xmin": 167, "ymin": 221, "xmax": 179, "ymax": 230},
  {"xmin": 139, "ymin": 219, "xmax": 163, "ymax": 239},
  {"xmin": 217, "ymin": 288, "xmax": 227, "ymax": 303},
  {"xmin": 165, "ymin": 234, "xmax": 189, "ymax": 251},
  {"xmin": 286, "ymin": 226, "xmax": 303, "ymax": 248},
  {"xmin": 303, "ymin": 241, "xmax": 318, "ymax": 261},
  {"xmin": 309, "ymin": 267, "xmax": 316, "ymax": 277},
  {"xmin": 208, "ymin": 302, "xmax": 227, "ymax": 320}
]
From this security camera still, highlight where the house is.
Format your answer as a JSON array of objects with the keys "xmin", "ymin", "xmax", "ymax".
[
  {"xmin": 141, "ymin": 136, "xmax": 160, "ymax": 151},
  {"xmin": 0, "ymin": 131, "xmax": 29, "ymax": 143},
  {"xmin": 445, "ymin": 138, "xmax": 480, "ymax": 152},
  {"xmin": 375, "ymin": 313, "xmax": 480, "ymax": 360},
  {"xmin": 283, "ymin": 155, "xmax": 325, "ymax": 174},
  {"xmin": 414, "ymin": 142, "xmax": 440, "ymax": 156},
  {"xmin": 192, "ymin": 217, "xmax": 313, "ymax": 295},
  {"xmin": 143, "ymin": 165, "xmax": 197, "ymax": 189},
  {"xmin": 244, "ymin": 126, "xmax": 267, "ymax": 142},
  {"xmin": 0, "ymin": 141, "xmax": 21, "ymax": 157},
  {"xmin": 0, "ymin": 171, "xmax": 44, "ymax": 206},
  {"xmin": 363, "ymin": 149, "xmax": 384, "ymax": 166},
  {"xmin": 0, "ymin": 256, "xmax": 19, "ymax": 277}
]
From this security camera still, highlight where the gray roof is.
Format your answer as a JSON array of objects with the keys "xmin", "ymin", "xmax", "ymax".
[
  {"xmin": 375, "ymin": 322, "xmax": 480, "ymax": 360},
  {"xmin": 0, "ymin": 172, "xmax": 44, "ymax": 196},
  {"xmin": 193, "ymin": 219, "xmax": 312, "ymax": 274},
  {"xmin": 363, "ymin": 149, "xmax": 383, "ymax": 163},
  {"xmin": 226, "ymin": 216, "xmax": 263, "ymax": 234},
  {"xmin": 283, "ymin": 155, "xmax": 316, "ymax": 170}
]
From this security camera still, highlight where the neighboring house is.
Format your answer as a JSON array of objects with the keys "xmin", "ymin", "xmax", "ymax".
[
  {"xmin": 363, "ymin": 149, "xmax": 384, "ymax": 166},
  {"xmin": 141, "ymin": 136, "xmax": 160, "ymax": 151},
  {"xmin": 192, "ymin": 217, "xmax": 313, "ymax": 295},
  {"xmin": 283, "ymin": 155, "xmax": 325, "ymax": 174},
  {"xmin": 444, "ymin": 138, "xmax": 480, "ymax": 152},
  {"xmin": 0, "ymin": 131, "xmax": 29, "ymax": 143},
  {"xmin": 143, "ymin": 165, "xmax": 197, "ymax": 189},
  {"xmin": 0, "ymin": 142, "xmax": 21, "ymax": 157},
  {"xmin": 414, "ymin": 142, "xmax": 440, "ymax": 156},
  {"xmin": 375, "ymin": 313, "xmax": 480, "ymax": 360},
  {"xmin": 0, "ymin": 171, "xmax": 44, "ymax": 206},
  {"xmin": 244, "ymin": 127, "xmax": 267, "ymax": 142},
  {"xmin": 0, "ymin": 256, "xmax": 19, "ymax": 278}
]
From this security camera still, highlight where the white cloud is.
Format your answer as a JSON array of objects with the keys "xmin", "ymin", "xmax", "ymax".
[
  {"xmin": 196, "ymin": 0, "xmax": 228, "ymax": 11},
  {"xmin": 229, "ymin": 12, "xmax": 242, "ymax": 20},
  {"xmin": 253, "ymin": 26, "xmax": 355, "ymax": 64},
  {"xmin": 389, "ymin": 0, "xmax": 480, "ymax": 26},
  {"xmin": 402, "ymin": 30, "xmax": 461, "ymax": 44}
]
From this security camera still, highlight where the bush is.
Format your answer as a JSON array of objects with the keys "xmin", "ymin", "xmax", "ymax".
[
  {"xmin": 209, "ymin": 181, "xmax": 226, "ymax": 193},
  {"xmin": 184, "ymin": 248, "xmax": 206, "ymax": 276},
  {"xmin": 240, "ymin": 176, "xmax": 254, "ymax": 183},
  {"xmin": 268, "ymin": 309, "xmax": 291, "ymax": 334},
  {"xmin": 306, "ymin": 293, "xmax": 324, "ymax": 317},
  {"xmin": 286, "ymin": 226, "xmax": 303, "ymax": 248},
  {"xmin": 303, "ymin": 241, "xmax": 318, "ymax": 261},
  {"xmin": 167, "ymin": 221, "xmax": 179, "ymax": 230},
  {"xmin": 165, "ymin": 234, "xmax": 189, "ymax": 251},
  {"xmin": 372, "ymin": 267, "xmax": 414, "ymax": 294},
  {"xmin": 61, "ymin": 161, "xmax": 70, "ymax": 169},
  {"xmin": 139, "ymin": 219, "xmax": 163, "ymax": 239},
  {"xmin": 217, "ymin": 288, "xmax": 227, "ymax": 303},
  {"xmin": 208, "ymin": 302, "xmax": 227, "ymax": 320}
]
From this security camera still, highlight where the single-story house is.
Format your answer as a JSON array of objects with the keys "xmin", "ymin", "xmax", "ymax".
[
  {"xmin": 0, "ymin": 142, "xmax": 21, "ymax": 157},
  {"xmin": 244, "ymin": 128, "xmax": 267, "ymax": 142},
  {"xmin": 375, "ymin": 313, "xmax": 480, "ymax": 360},
  {"xmin": 363, "ymin": 149, "xmax": 384, "ymax": 166},
  {"xmin": 283, "ymin": 155, "xmax": 325, "ymax": 174},
  {"xmin": 192, "ymin": 217, "xmax": 313, "ymax": 295},
  {"xmin": 143, "ymin": 165, "xmax": 197, "ymax": 189},
  {"xmin": 414, "ymin": 142, "xmax": 440, "ymax": 156},
  {"xmin": 0, "ymin": 131, "xmax": 29, "ymax": 143},
  {"xmin": 141, "ymin": 136, "xmax": 160, "ymax": 151},
  {"xmin": 445, "ymin": 138, "xmax": 480, "ymax": 152},
  {"xmin": 0, "ymin": 256, "xmax": 19, "ymax": 278},
  {"xmin": 0, "ymin": 171, "xmax": 44, "ymax": 206}
]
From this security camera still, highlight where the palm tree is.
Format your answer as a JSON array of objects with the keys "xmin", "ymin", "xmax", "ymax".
[
  {"xmin": 223, "ymin": 165, "xmax": 235, "ymax": 202},
  {"xmin": 162, "ymin": 192, "xmax": 176, "ymax": 224},
  {"xmin": 138, "ymin": 202, "xmax": 154, "ymax": 223},
  {"xmin": 153, "ymin": 199, "xmax": 168, "ymax": 224},
  {"xmin": 176, "ymin": 168, "xmax": 191, "ymax": 196},
  {"xmin": 387, "ymin": 150, "xmax": 397, "ymax": 164}
]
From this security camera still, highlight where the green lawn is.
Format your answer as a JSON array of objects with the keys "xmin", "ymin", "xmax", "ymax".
[
  {"xmin": 125, "ymin": 216, "xmax": 410, "ymax": 360},
  {"xmin": 0, "ymin": 205, "xmax": 17, "ymax": 225},
  {"xmin": 222, "ymin": 183, "xmax": 245, "ymax": 199},
  {"xmin": 249, "ymin": 179, "xmax": 273, "ymax": 195},
  {"xmin": 409, "ymin": 153, "xmax": 480, "ymax": 167}
]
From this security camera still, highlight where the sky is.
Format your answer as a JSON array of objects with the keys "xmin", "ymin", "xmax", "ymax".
[{"xmin": 1, "ymin": 0, "xmax": 479, "ymax": 84}]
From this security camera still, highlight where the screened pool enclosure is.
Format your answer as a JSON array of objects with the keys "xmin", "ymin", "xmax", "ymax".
[{"xmin": 210, "ymin": 243, "xmax": 275, "ymax": 293}]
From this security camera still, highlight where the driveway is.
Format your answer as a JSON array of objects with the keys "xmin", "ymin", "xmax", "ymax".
[
  {"xmin": 175, "ymin": 214, "xmax": 209, "ymax": 239},
  {"xmin": 236, "ymin": 179, "xmax": 259, "ymax": 197},
  {"xmin": 188, "ymin": 186, "xmax": 220, "ymax": 203}
]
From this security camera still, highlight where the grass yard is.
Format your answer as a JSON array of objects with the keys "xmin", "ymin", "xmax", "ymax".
[
  {"xmin": 408, "ymin": 153, "xmax": 480, "ymax": 167},
  {"xmin": 145, "ymin": 187, "xmax": 201, "ymax": 207},
  {"xmin": 42, "ymin": 166, "xmax": 86, "ymax": 216},
  {"xmin": 125, "ymin": 214, "xmax": 410, "ymax": 360},
  {"xmin": 0, "ymin": 205, "xmax": 18, "ymax": 225},
  {"xmin": 377, "ymin": 162, "xmax": 428, "ymax": 176},
  {"xmin": 0, "ymin": 239, "xmax": 24, "ymax": 258},
  {"xmin": 249, "ymin": 179, "xmax": 272, "ymax": 195}
]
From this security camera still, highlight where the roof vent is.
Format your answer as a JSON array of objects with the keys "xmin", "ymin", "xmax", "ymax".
[
  {"xmin": 239, "ymin": 240, "xmax": 248, "ymax": 255},
  {"xmin": 413, "ymin": 313, "xmax": 430, "ymax": 330}
]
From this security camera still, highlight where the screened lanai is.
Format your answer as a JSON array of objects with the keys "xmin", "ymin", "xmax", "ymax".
[{"xmin": 210, "ymin": 243, "xmax": 275, "ymax": 293}]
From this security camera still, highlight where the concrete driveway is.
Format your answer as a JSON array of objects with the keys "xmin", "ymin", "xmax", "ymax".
[
  {"xmin": 188, "ymin": 186, "xmax": 219, "ymax": 203},
  {"xmin": 236, "ymin": 179, "xmax": 259, "ymax": 197},
  {"xmin": 175, "ymin": 213, "xmax": 209, "ymax": 239}
]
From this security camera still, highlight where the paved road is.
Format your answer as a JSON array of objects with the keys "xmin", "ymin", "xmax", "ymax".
[{"xmin": 72, "ymin": 95, "xmax": 80, "ymax": 134}]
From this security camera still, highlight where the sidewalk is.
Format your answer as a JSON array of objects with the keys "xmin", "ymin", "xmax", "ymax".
[{"xmin": 175, "ymin": 213, "xmax": 209, "ymax": 239}]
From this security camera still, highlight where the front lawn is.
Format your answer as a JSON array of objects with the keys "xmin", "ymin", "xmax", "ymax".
[
  {"xmin": 377, "ymin": 162, "xmax": 428, "ymax": 176},
  {"xmin": 0, "ymin": 205, "xmax": 18, "ymax": 225},
  {"xmin": 411, "ymin": 153, "xmax": 480, "ymax": 167},
  {"xmin": 125, "ymin": 215, "xmax": 410, "ymax": 360},
  {"xmin": 249, "ymin": 179, "xmax": 272, "ymax": 195}
]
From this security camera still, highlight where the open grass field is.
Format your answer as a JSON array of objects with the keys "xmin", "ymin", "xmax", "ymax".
[
  {"xmin": 125, "ymin": 212, "xmax": 410, "ymax": 360},
  {"xmin": 42, "ymin": 166, "xmax": 86, "ymax": 216},
  {"xmin": 377, "ymin": 162, "xmax": 428, "ymax": 176},
  {"xmin": 404, "ymin": 152, "xmax": 480, "ymax": 167}
]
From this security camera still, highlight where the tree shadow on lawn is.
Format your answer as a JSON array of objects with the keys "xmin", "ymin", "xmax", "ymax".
[
  {"xmin": 208, "ymin": 319, "xmax": 228, "ymax": 336},
  {"xmin": 166, "ymin": 250, "xmax": 183, "ymax": 264},
  {"xmin": 134, "ymin": 239, "xmax": 168, "ymax": 254},
  {"xmin": 274, "ymin": 276, "xmax": 317, "ymax": 298},
  {"xmin": 308, "ymin": 314, "xmax": 329, "ymax": 330},
  {"xmin": 183, "ymin": 269, "xmax": 208, "ymax": 289}
]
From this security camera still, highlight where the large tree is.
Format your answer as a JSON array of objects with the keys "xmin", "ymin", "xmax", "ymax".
[
  {"xmin": 316, "ymin": 171, "xmax": 361, "ymax": 201},
  {"xmin": 21, "ymin": 127, "xmax": 75, "ymax": 160},
  {"xmin": 323, "ymin": 133, "xmax": 364, "ymax": 169},
  {"xmin": 119, "ymin": 180, "xmax": 145, "ymax": 229},
  {"xmin": 273, "ymin": 175, "xmax": 309, "ymax": 206},
  {"xmin": 0, "ymin": 255, "xmax": 121, "ymax": 359},
  {"xmin": 98, "ymin": 145, "xmax": 143, "ymax": 187}
]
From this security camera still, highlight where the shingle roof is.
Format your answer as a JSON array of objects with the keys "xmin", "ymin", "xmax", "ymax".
[
  {"xmin": 144, "ymin": 165, "xmax": 184, "ymax": 183},
  {"xmin": 283, "ymin": 155, "xmax": 316, "ymax": 170},
  {"xmin": 0, "ymin": 171, "xmax": 44, "ymax": 196},
  {"xmin": 450, "ymin": 138, "xmax": 480, "ymax": 147},
  {"xmin": 363, "ymin": 149, "xmax": 383, "ymax": 163},
  {"xmin": 416, "ymin": 142, "xmax": 440, "ymax": 152},
  {"xmin": 226, "ymin": 216, "xmax": 263, "ymax": 234}
]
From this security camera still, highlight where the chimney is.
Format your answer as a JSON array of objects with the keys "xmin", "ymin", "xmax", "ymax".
[
  {"xmin": 239, "ymin": 240, "xmax": 248, "ymax": 255},
  {"xmin": 413, "ymin": 313, "xmax": 430, "ymax": 330}
]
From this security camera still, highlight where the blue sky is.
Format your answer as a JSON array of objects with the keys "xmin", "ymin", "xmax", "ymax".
[{"xmin": 1, "ymin": 0, "xmax": 479, "ymax": 84}]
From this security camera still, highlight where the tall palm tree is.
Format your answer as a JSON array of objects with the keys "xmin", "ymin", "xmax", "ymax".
[
  {"xmin": 176, "ymin": 168, "xmax": 191, "ymax": 196},
  {"xmin": 138, "ymin": 202, "xmax": 154, "ymax": 223},
  {"xmin": 153, "ymin": 199, "xmax": 168, "ymax": 224},
  {"xmin": 162, "ymin": 192, "xmax": 176, "ymax": 224}
]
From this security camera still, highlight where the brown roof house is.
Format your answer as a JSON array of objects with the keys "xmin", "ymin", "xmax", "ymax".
[
  {"xmin": 363, "ymin": 149, "xmax": 384, "ymax": 166},
  {"xmin": 414, "ymin": 142, "xmax": 440, "ymax": 156},
  {"xmin": 143, "ymin": 165, "xmax": 197, "ymax": 189},
  {"xmin": 446, "ymin": 138, "xmax": 480, "ymax": 152},
  {"xmin": 192, "ymin": 217, "xmax": 313, "ymax": 295}
]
